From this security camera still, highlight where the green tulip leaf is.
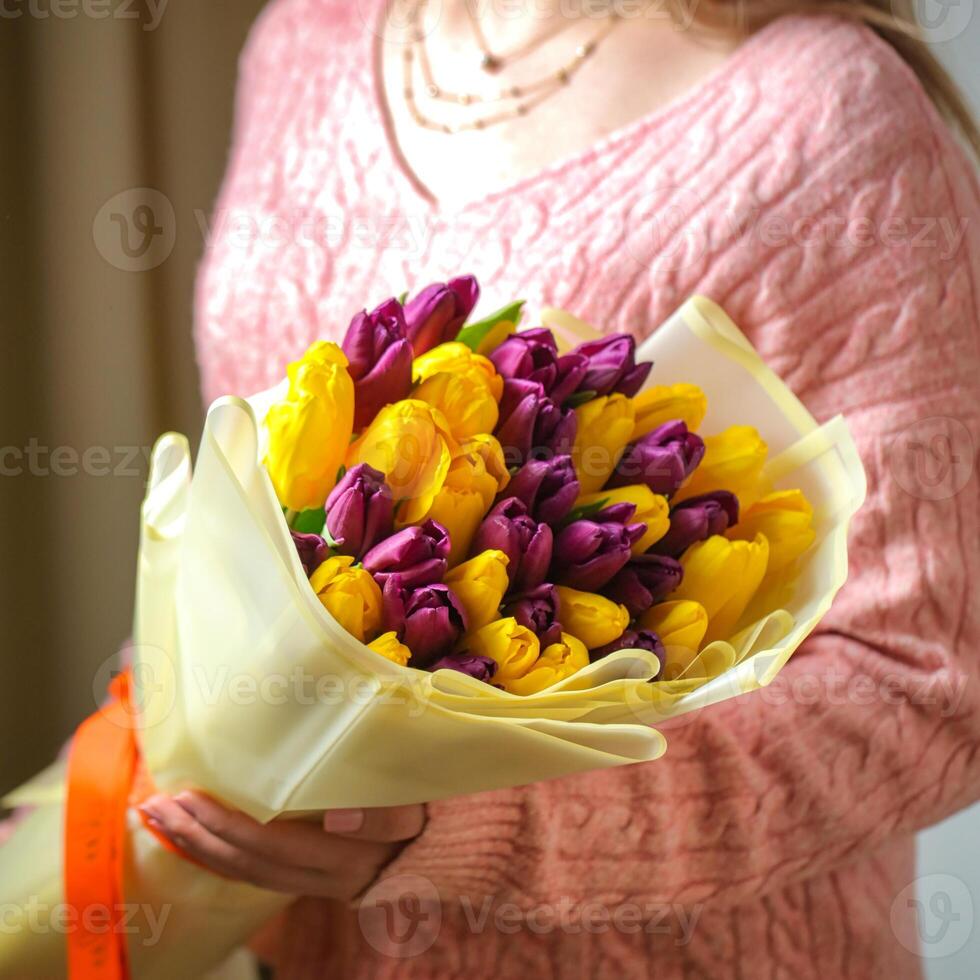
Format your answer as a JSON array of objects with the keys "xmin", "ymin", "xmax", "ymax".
[
  {"xmin": 455, "ymin": 300, "xmax": 525, "ymax": 352},
  {"xmin": 293, "ymin": 508, "xmax": 327, "ymax": 535},
  {"xmin": 565, "ymin": 389, "xmax": 597, "ymax": 409}
]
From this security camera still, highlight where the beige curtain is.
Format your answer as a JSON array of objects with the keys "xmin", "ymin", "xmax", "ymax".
[{"xmin": 0, "ymin": 0, "xmax": 267, "ymax": 798}]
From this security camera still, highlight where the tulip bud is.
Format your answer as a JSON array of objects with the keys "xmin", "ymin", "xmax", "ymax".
[
  {"xmin": 501, "ymin": 583, "xmax": 563, "ymax": 648},
  {"xmin": 569, "ymin": 333, "xmax": 652, "ymax": 398},
  {"xmin": 428, "ymin": 651, "xmax": 498, "ymax": 682},
  {"xmin": 575, "ymin": 485, "xmax": 669, "ymax": 554},
  {"xmin": 404, "ymin": 276, "xmax": 480, "ymax": 355},
  {"xmin": 673, "ymin": 425, "xmax": 767, "ymax": 505},
  {"xmin": 632, "ymin": 383, "xmax": 707, "ymax": 440},
  {"xmin": 495, "ymin": 379, "xmax": 577, "ymax": 464},
  {"xmin": 502, "ymin": 633, "xmax": 590, "ymax": 696},
  {"xmin": 362, "ymin": 519, "xmax": 450, "ymax": 589},
  {"xmin": 673, "ymin": 533, "xmax": 769, "ymax": 644},
  {"xmin": 637, "ymin": 599, "xmax": 708, "ymax": 656},
  {"xmin": 651, "ymin": 491, "xmax": 739, "ymax": 558},
  {"xmin": 341, "ymin": 299, "xmax": 414, "ymax": 430},
  {"xmin": 604, "ymin": 554, "xmax": 683, "ymax": 616},
  {"xmin": 572, "ymin": 393, "xmax": 636, "ymax": 495},
  {"xmin": 265, "ymin": 341, "xmax": 355, "ymax": 512},
  {"xmin": 554, "ymin": 585, "xmax": 629, "ymax": 650},
  {"xmin": 471, "ymin": 498, "xmax": 553, "ymax": 592},
  {"xmin": 444, "ymin": 550, "xmax": 510, "ymax": 632},
  {"xmin": 323, "ymin": 463, "xmax": 394, "ymax": 560},
  {"xmin": 608, "ymin": 420, "xmax": 705, "ymax": 497},
  {"xmin": 309, "ymin": 556, "xmax": 383, "ymax": 643},
  {"xmin": 589, "ymin": 629, "xmax": 664, "ymax": 678},
  {"xmin": 489, "ymin": 329, "xmax": 588, "ymax": 404},
  {"xmin": 382, "ymin": 578, "xmax": 468, "ymax": 667},
  {"xmin": 725, "ymin": 489, "xmax": 814, "ymax": 574},
  {"xmin": 551, "ymin": 507, "xmax": 646, "ymax": 592},
  {"xmin": 505, "ymin": 455, "xmax": 580, "ymax": 524},
  {"xmin": 290, "ymin": 531, "xmax": 330, "ymax": 577},
  {"xmin": 464, "ymin": 617, "xmax": 540, "ymax": 683},
  {"xmin": 367, "ymin": 631, "xmax": 412, "ymax": 667}
]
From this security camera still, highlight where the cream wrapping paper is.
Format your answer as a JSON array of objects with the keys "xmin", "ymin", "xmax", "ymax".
[{"xmin": 0, "ymin": 296, "xmax": 866, "ymax": 978}]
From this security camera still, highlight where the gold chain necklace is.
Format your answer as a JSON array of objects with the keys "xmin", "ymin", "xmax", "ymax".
[
  {"xmin": 402, "ymin": 0, "xmax": 620, "ymax": 134},
  {"xmin": 463, "ymin": 0, "xmax": 581, "ymax": 73}
]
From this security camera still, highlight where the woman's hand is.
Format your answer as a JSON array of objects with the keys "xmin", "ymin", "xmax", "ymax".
[{"xmin": 138, "ymin": 792, "xmax": 425, "ymax": 900}]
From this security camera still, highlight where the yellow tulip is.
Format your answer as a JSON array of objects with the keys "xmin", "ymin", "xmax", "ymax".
[
  {"xmin": 632, "ymin": 383, "xmax": 707, "ymax": 439},
  {"xmin": 638, "ymin": 599, "xmax": 709, "ymax": 653},
  {"xmin": 347, "ymin": 399, "xmax": 458, "ymax": 526},
  {"xmin": 412, "ymin": 342, "xmax": 504, "ymax": 400},
  {"xmin": 459, "ymin": 434, "xmax": 511, "ymax": 496},
  {"xmin": 423, "ymin": 435, "xmax": 509, "ymax": 563},
  {"xmin": 572, "ymin": 393, "xmax": 636, "ymax": 495},
  {"xmin": 309, "ymin": 555, "xmax": 383, "ymax": 643},
  {"xmin": 504, "ymin": 633, "xmax": 591, "ymax": 696},
  {"xmin": 413, "ymin": 371, "xmax": 500, "ymax": 441},
  {"xmin": 575, "ymin": 485, "xmax": 669, "ymax": 554},
  {"xmin": 727, "ymin": 489, "xmax": 815, "ymax": 573},
  {"xmin": 673, "ymin": 425, "xmax": 768, "ymax": 504},
  {"xmin": 672, "ymin": 533, "xmax": 770, "ymax": 645},
  {"xmin": 368, "ymin": 631, "xmax": 411, "ymax": 667},
  {"xmin": 555, "ymin": 586, "xmax": 630, "ymax": 650},
  {"xmin": 474, "ymin": 319, "xmax": 516, "ymax": 355},
  {"xmin": 264, "ymin": 341, "xmax": 355, "ymax": 511},
  {"xmin": 465, "ymin": 617, "xmax": 540, "ymax": 682},
  {"xmin": 444, "ymin": 550, "xmax": 510, "ymax": 632}
]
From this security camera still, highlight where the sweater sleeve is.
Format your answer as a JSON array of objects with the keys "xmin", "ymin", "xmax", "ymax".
[{"xmin": 372, "ymin": 105, "xmax": 980, "ymax": 917}]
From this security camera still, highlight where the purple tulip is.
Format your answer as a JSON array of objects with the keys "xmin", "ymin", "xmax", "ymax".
[
  {"xmin": 324, "ymin": 464, "xmax": 394, "ymax": 560},
  {"xmin": 608, "ymin": 420, "xmax": 705, "ymax": 497},
  {"xmin": 552, "ymin": 507, "xmax": 647, "ymax": 592},
  {"xmin": 489, "ymin": 330, "xmax": 588, "ymax": 405},
  {"xmin": 403, "ymin": 276, "xmax": 480, "ymax": 354},
  {"xmin": 382, "ymin": 579, "xmax": 468, "ymax": 668},
  {"xmin": 291, "ymin": 531, "xmax": 330, "ymax": 577},
  {"xmin": 590, "ymin": 629, "xmax": 664, "ymax": 678},
  {"xmin": 362, "ymin": 520, "xmax": 450, "ymax": 589},
  {"xmin": 569, "ymin": 333, "xmax": 652, "ymax": 398},
  {"xmin": 604, "ymin": 554, "xmax": 683, "ymax": 616},
  {"xmin": 495, "ymin": 379, "xmax": 577, "ymax": 465},
  {"xmin": 651, "ymin": 491, "xmax": 740, "ymax": 558},
  {"xmin": 505, "ymin": 455, "xmax": 580, "ymax": 524},
  {"xmin": 501, "ymin": 583, "xmax": 563, "ymax": 647},
  {"xmin": 428, "ymin": 651, "xmax": 497, "ymax": 682},
  {"xmin": 471, "ymin": 497, "xmax": 553, "ymax": 592},
  {"xmin": 341, "ymin": 299, "xmax": 414, "ymax": 429}
]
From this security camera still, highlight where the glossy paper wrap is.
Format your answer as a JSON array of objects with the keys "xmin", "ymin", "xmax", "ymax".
[{"xmin": 0, "ymin": 297, "xmax": 866, "ymax": 979}]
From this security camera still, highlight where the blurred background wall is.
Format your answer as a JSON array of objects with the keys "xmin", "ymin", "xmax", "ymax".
[{"xmin": 0, "ymin": 0, "xmax": 267, "ymax": 796}]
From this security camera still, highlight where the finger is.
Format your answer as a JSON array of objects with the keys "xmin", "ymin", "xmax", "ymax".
[
  {"xmin": 170, "ymin": 791, "xmax": 349, "ymax": 872},
  {"xmin": 322, "ymin": 803, "xmax": 425, "ymax": 842},
  {"xmin": 139, "ymin": 794, "xmax": 342, "ymax": 896}
]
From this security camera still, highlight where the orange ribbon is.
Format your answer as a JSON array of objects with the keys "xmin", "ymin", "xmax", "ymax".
[{"xmin": 63, "ymin": 670, "xmax": 139, "ymax": 980}]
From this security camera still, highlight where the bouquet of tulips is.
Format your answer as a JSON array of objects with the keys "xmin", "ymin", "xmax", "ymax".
[
  {"xmin": 0, "ymin": 280, "xmax": 866, "ymax": 980},
  {"xmin": 273, "ymin": 277, "xmax": 798, "ymax": 691}
]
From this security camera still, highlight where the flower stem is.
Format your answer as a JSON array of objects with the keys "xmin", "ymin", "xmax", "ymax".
[{"xmin": 284, "ymin": 508, "xmax": 299, "ymax": 529}]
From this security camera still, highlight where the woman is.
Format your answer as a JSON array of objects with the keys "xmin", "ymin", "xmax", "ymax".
[{"xmin": 141, "ymin": 0, "xmax": 980, "ymax": 975}]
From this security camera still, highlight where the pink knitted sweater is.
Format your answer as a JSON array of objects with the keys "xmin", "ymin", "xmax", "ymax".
[{"xmin": 195, "ymin": 4, "xmax": 980, "ymax": 977}]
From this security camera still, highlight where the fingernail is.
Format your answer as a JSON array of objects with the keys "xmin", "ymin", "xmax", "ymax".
[
  {"xmin": 173, "ymin": 792, "xmax": 198, "ymax": 817},
  {"xmin": 138, "ymin": 795, "xmax": 165, "ymax": 822},
  {"xmin": 323, "ymin": 808, "xmax": 364, "ymax": 833}
]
